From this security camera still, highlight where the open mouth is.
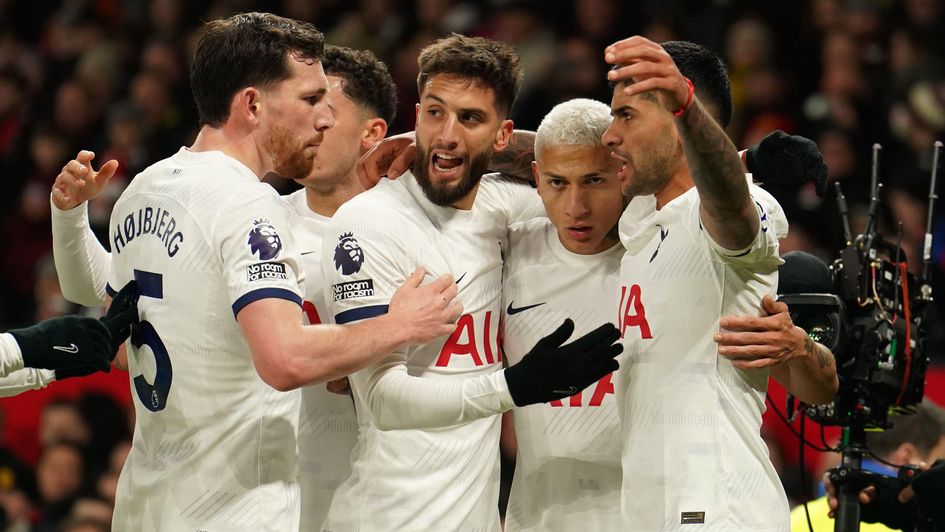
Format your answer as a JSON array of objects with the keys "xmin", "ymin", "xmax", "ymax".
[
  {"xmin": 567, "ymin": 225, "xmax": 593, "ymax": 240},
  {"xmin": 610, "ymin": 152, "xmax": 631, "ymax": 180},
  {"xmin": 432, "ymin": 152, "xmax": 464, "ymax": 176}
]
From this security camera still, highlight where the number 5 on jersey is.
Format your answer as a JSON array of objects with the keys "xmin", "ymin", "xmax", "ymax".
[{"xmin": 129, "ymin": 269, "xmax": 173, "ymax": 412}]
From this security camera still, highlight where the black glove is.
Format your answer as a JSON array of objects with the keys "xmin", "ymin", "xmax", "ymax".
[
  {"xmin": 745, "ymin": 130, "xmax": 828, "ymax": 197},
  {"xmin": 913, "ymin": 460, "xmax": 945, "ymax": 524},
  {"xmin": 101, "ymin": 280, "xmax": 139, "ymax": 355},
  {"xmin": 10, "ymin": 316, "xmax": 112, "ymax": 373},
  {"xmin": 858, "ymin": 474, "xmax": 919, "ymax": 531},
  {"xmin": 504, "ymin": 319, "xmax": 622, "ymax": 407}
]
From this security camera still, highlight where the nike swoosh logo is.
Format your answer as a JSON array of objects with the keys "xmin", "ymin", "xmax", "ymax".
[
  {"xmin": 53, "ymin": 343, "xmax": 79, "ymax": 354},
  {"xmin": 456, "ymin": 272, "xmax": 467, "ymax": 285},
  {"xmin": 507, "ymin": 301, "xmax": 546, "ymax": 315},
  {"xmin": 553, "ymin": 386, "xmax": 578, "ymax": 395},
  {"xmin": 301, "ymin": 251, "xmax": 317, "ymax": 256}
]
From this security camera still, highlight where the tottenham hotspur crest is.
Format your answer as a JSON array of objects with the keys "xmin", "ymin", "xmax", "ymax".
[
  {"xmin": 334, "ymin": 232, "xmax": 364, "ymax": 275},
  {"xmin": 247, "ymin": 219, "xmax": 283, "ymax": 260}
]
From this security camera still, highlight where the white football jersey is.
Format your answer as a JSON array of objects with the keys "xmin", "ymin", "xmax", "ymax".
[
  {"xmin": 615, "ymin": 180, "xmax": 790, "ymax": 531},
  {"xmin": 502, "ymin": 218, "xmax": 623, "ymax": 531},
  {"xmin": 107, "ymin": 148, "xmax": 304, "ymax": 532},
  {"xmin": 282, "ymin": 189, "xmax": 358, "ymax": 531},
  {"xmin": 320, "ymin": 172, "xmax": 543, "ymax": 531}
]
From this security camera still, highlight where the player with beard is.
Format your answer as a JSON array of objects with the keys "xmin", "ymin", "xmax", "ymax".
[
  {"xmin": 603, "ymin": 38, "xmax": 837, "ymax": 530},
  {"xmin": 49, "ymin": 14, "xmax": 459, "ymax": 532},
  {"xmin": 50, "ymin": 44, "xmax": 426, "ymax": 530},
  {"xmin": 321, "ymin": 34, "xmax": 622, "ymax": 531}
]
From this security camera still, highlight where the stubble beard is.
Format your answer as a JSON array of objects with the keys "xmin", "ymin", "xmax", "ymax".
[{"xmin": 267, "ymin": 123, "xmax": 316, "ymax": 181}]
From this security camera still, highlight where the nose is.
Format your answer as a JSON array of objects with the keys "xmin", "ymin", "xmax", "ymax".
[
  {"xmin": 315, "ymin": 101, "xmax": 334, "ymax": 132},
  {"xmin": 565, "ymin": 186, "xmax": 589, "ymax": 219},
  {"xmin": 602, "ymin": 120, "xmax": 620, "ymax": 148},
  {"xmin": 435, "ymin": 114, "xmax": 460, "ymax": 149}
]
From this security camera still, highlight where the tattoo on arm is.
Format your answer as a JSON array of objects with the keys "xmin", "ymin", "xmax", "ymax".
[
  {"xmin": 676, "ymin": 99, "xmax": 757, "ymax": 248},
  {"xmin": 805, "ymin": 336, "xmax": 834, "ymax": 370},
  {"xmin": 490, "ymin": 130, "xmax": 535, "ymax": 183}
]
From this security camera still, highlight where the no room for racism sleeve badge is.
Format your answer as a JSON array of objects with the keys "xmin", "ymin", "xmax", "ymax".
[
  {"xmin": 334, "ymin": 232, "xmax": 365, "ymax": 275},
  {"xmin": 247, "ymin": 218, "xmax": 283, "ymax": 260}
]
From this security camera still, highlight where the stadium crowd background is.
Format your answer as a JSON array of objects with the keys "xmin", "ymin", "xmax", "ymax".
[{"xmin": 0, "ymin": 0, "xmax": 943, "ymax": 529}]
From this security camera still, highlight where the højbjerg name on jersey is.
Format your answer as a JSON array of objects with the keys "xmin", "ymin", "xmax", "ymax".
[
  {"xmin": 247, "ymin": 218, "xmax": 282, "ymax": 260},
  {"xmin": 112, "ymin": 206, "xmax": 184, "ymax": 257},
  {"xmin": 334, "ymin": 232, "xmax": 364, "ymax": 275}
]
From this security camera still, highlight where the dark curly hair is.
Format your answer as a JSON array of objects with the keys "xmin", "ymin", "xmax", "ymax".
[
  {"xmin": 416, "ymin": 33, "xmax": 523, "ymax": 118},
  {"xmin": 191, "ymin": 12, "xmax": 325, "ymax": 127},
  {"xmin": 322, "ymin": 45, "xmax": 397, "ymax": 125}
]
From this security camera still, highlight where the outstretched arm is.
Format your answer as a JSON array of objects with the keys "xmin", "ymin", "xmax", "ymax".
[
  {"xmin": 51, "ymin": 150, "xmax": 119, "ymax": 306},
  {"xmin": 605, "ymin": 36, "xmax": 758, "ymax": 250}
]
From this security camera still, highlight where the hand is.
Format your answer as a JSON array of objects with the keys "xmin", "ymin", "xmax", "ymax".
[
  {"xmin": 504, "ymin": 319, "xmax": 622, "ymax": 407},
  {"xmin": 327, "ymin": 377, "xmax": 350, "ymax": 395},
  {"xmin": 825, "ymin": 472, "xmax": 876, "ymax": 518},
  {"xmin": 356, "ymin": 133, "xmax": 417, "ymax": 188},
  {"xmin": 387, "ymin": 267, "xmax": 463, "ymax": 345},
  {"xmin": 745, "ymin": 131, "xmax": 828, "ymax": 197},
  {"xmin": 605, "ymin": 36, "xmax": 691, "ymax": 112},
  {"xmin": 101, "ymin": 280, "xmax": 139, "ymax": 355},
  {"xmin": 9, "ymin": 316, "xmax": 112, "ymax": 373},
  {"xmin": 51, "ymin": 150, "xmax": 119, "ymax": 210},
  {"xmin": 715, "ymin": 295, "xmax": 807, "ymax": 369}
]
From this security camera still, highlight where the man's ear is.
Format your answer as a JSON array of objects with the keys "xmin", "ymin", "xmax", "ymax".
[
  {"xmin": 531, "ymin": 160, "xmax": 541, "ymax": 189},
  {"xmin": 235, "ymin": 87, "xmax": 262, "ymax": 126},
  {"xmin": 361, "ymin": 118, "xmax": 389, "ymax": 152},
  {"xmin": 493, "ymin": 119, "xmax": 514, "ymax": 152}
]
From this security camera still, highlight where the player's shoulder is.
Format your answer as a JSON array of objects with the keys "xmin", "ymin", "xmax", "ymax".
[
  {"xmin": 509, "ymin": 217, "xmax": 552, "ymax": 246},
  {"xmin": 333, "ymin": 179, "xmax": 414, "ymax": 225},
  {"xmin": 477, "ymin": 172, "xmax": 534, "ymax": 201}
]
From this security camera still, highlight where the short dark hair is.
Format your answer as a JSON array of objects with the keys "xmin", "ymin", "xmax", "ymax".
[
  {"xmin": 190, "ymin": 12, "xmax": 325, "ymax": 127},
  {"xmin": 322, "ymin": 45, "xmax": 397, "ymax": 125},
  {"xmin": 416, "ymin": 33, "xmax": 523, "ymax": 118},
  {"xmin": 661, "ymin": 41, "xmax": 733, "ymax": 128},
  {"xmin": 866, "ymin": 402, "xmax": 945, "ymax": 458}
]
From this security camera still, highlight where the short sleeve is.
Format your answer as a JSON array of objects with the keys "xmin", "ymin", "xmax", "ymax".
[
  {"xmin": 321, "ymin": 201, "xmax": 412, "ymax": 325},
  {"xmin": 700, "ymin": 183, "xmax": 787, "ymax": 271},
  {"xmin": 214, "ymin": 190, "xmax": 304, "ymax": 318}
]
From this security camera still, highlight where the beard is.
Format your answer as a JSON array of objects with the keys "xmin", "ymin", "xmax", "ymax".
[
  {"xmin": 413, "ymin": 141, "xmax": 491, "ymax": 207},
  {"xmin": 267, "ymin": 123, "xmax": 317, "ymax": 181}
]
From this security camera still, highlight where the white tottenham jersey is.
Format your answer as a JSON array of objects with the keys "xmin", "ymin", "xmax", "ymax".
[
  {"xmin": 501, "ymin": 218, "xmax": 623, "ymax": 531},
  {"xmin": 282, "ymin": 189, "xmax": 358, "ymax": 531},
  {"xmin": 615, "ymin": 180, "xmax": 790, "ymax": 531},
  {"xmin": 106, "ymin": 148, "xmax": 304, "ymax": 532},
  {"xmin": 320, "ymin": 171, "xmax": 543, "ymax": 531}
]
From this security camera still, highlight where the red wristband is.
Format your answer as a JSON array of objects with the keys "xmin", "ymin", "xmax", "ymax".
[{"xmin": 672, "ymin": 77, "xmax": 695, "ymax": 117}]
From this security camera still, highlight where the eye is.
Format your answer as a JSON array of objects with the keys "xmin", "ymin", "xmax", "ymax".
[
  {"xmin": 586, "ymin": 176, "xmax": 605, "ymax": 185},
  {"xmin": 461, "ymin": 112, "xmax": 481, "ymax": 123},
  {"xmin": 305, "ymin": 95, "xmax": 323, "ymax": 105},
  {"xmin": 427, "ymin": 107, "xmax": 442, "ymax": 117},
  {"xmin": 547, "ymin": 178, "xmax": 566, "ymax": 188}
]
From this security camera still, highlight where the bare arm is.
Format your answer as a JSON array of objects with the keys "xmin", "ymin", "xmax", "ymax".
[
  {"xmin": 715, "ymin": 295, "xmax": 838, "ymax": 405},
  {"xmin": 605, "ymin": 36, "xmax": 758, "ymax": 249},
  {"xmin": 238, "ymin": 269, "xmax": 462, "ymax": 391},
  {"xmin": 489, "ymin": 130, "xmax": 536, "ymax": 183}
]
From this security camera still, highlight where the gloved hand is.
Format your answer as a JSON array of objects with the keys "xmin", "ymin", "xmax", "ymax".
[
  {"xmin": 9, "ymin": 280, "xmax": 138, "ymax": 373},
  {"xmin": 745, "ymin": 130, "xmax": 828, "ymax": 197},
  {"xmin": 912, "ymin": 460, "xmax": 945, "ymax": 523},
  {"xmin": 504, "ymin": 319, "xmax": 622, "ymax": 407},
  {"xmin": 10, "ymin": 316, "xmax": 112, "ymax": 373},
  {"xmin": 102, "ymin": 280, "xmax": 139, "ymax": 354}
]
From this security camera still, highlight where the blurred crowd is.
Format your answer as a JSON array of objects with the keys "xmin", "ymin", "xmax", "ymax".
[{"xmin": 0, "ymin": 0, "xmax": 943, "ymax": 529}]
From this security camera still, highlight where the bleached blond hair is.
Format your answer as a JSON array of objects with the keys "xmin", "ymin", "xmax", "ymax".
[{"xmin": 534, "ymin": 98, "xmax": 612, "ymax": 157}]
